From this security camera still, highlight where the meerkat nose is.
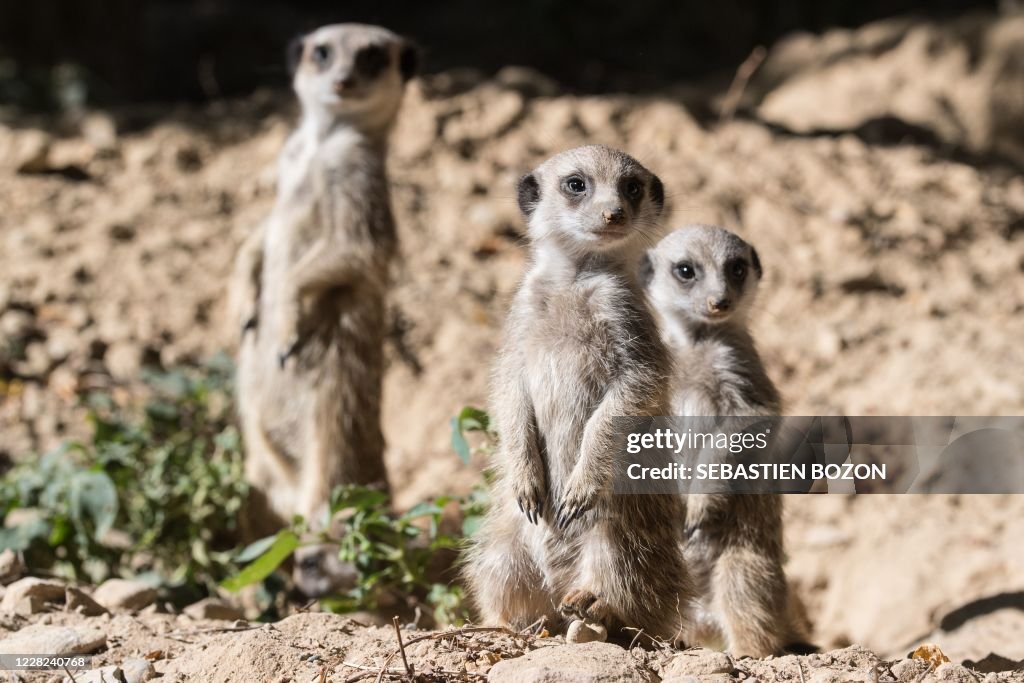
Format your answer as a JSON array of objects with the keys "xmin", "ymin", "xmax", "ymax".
[
  {"xmin": 708, "ymin": 297, "xmax": 732, "ymax": 313},
  {"xmin": 334, "ymin": 75, "xmax": 357, "ymax": 93},
  {"xmin": 602, "ymin": 207, "xmax": 625, "ymax": 225}
]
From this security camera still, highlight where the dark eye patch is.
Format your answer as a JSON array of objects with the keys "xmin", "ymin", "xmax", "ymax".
[
  {"xmin": 355, "ymin": 44, "xmax": 390, "ymax": 79},
  {"xmin": 619, "ymin": 176, "xmax": 644, "ymax": 210},
  {"xmin": 725, "ymin": 257, "xmax": 748, "ymax": 283}
]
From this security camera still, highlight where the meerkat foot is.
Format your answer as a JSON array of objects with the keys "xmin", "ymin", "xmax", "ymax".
[{"xmin": 559, "ymin": 588, "xmax": 612, "ymax": 625}]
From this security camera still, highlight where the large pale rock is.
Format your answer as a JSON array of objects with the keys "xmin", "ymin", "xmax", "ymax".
[
  {"xmin": 0, "ymin": 550, "xmax": 25, "ymax": 585},
  {"xmin": 488, "ymin": 642, "xmax": 657, "ymax": 682},
  {"xmin": 92, "ymin": 578, "xmax": 157, "ymax": 611},
  {"xmin": 0, "ymin": 577, "xmax": 65, "ymax": 613},
  {"xmin": 122, "ymin": 658, "xmax": 157, "ymax": 683},
  {"xmin": 565, "ymin": 619, "xmax": 608, "ymax": 644},
  {"xmin": 66, "ymin": 586, "xmax": 110, "ymax": 616},
  {"xmin": 0, "ymin": 624, "xmax": 106, "ymax": 655},
  {"xmin": 183, "ymin": 597, "xmax": 244, "ymax": 621},
  {"xmin": 64, "ymin": 665, "xmax": 125, "ymax": 683}
]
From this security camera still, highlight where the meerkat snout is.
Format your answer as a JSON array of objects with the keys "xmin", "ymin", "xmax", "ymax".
[
  {"xmin": 602, "ymin": 207, "xmax": 626, "ymax": 225},
  {"xmin": 708, "ymin": 296, "xmax": 732, "ymax": 313}
]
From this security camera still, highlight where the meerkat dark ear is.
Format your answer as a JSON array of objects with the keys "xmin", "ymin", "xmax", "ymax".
[
  {"xmin": 638, "ymin": 252, "xmax": 655, "ymax": 289},
  {"xmin": 399, "ymin": 42, "xmax": 420, "ymax": 82},
  {"xmin": 649, "ymin": 176, "xmax": 665, "ymax": 214},
  {"xmin": 517, "ymin": 173, "xmax": 541, "ymax": 217},
  {"xmin": 286, "ymin": 34, "xmax": 306, "ymax": 77},
  {"xmin": 750, "ymin": 247, "xmax": 763, "ymax": 278}
]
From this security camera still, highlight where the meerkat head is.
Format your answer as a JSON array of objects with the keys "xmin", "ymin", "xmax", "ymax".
[
  {"xmin": 642, "ymin": 225, "xmax": 763, "ymax": 327},
  {"xmin": 516, "ymin": 145, "xmax": 666, "ymax": 257},
  {"xmin": 288, "ymin": 23, "xmax": 418, "ymax": 131}
]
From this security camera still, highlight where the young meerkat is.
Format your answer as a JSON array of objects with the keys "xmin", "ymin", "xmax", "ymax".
[
  {"xmin": 463, "ymin": 145, "xmax": 693, "ymax": 643},
  {"xmin": 642, "ymin": 224, "xmax": 795, "ymax": 657},
  {"xmin": 229, "ymin": 24, "xmax": 417, "ymax": 595}
]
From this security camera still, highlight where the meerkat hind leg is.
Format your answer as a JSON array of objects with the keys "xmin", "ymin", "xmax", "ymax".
[{"xmin": 713, "ymin": 544, "xmax": 788, "ymax": 658}]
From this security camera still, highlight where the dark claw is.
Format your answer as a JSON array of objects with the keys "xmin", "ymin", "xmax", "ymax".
[
  {"xmin": 242, "ymin": 316, "xmax": 257, "ymax": 336},
  {"xmin": 278, "ymin": 338, "xmax": 301, "ymax": 369}
]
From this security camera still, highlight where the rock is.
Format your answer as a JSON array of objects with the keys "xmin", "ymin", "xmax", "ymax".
[
  {"xmin": 64, "ymin": 665, "xmax": 126, "ymax": 683},
  {"xmin": 0, "ymin": 624, "xmax": 105, "ymax": 655},
  {"xmin": 81, "ymin": 113, "xmax": 119, "ymax": 153},
  {"xmin": 565, "ymin": 619, "xmax": 608, "ymax": 644},
  {"xmin": 663, "ymin": 649, "xmax": 735, "ymax": 679},
  {"xmin": 104, "ymin": 341, "xmax": 142, "ymax": 382},
  {"xmin": 12, "ymin": 129, "xmax": 53, "ymax": 174},
  {"xmin": 0, "ymin": 577, "xmax": 65, "ymax": 613},
  {"xmin": 0, "ymin": 309, "xmax": 35, "ymax": 338},
  {"xmin": 183, "ymin": 597, "xmax": 244, "ymax": 621},
  {"xmin": 121, "ymin": 657, "xmax": 156, "ymax": 683},
  {"xmin": 0, "ymin": 549, "xmax": 25, "ymax": 585},
  {"xmin": 488, "ymin": 642, "xmax": 657, "ymax": 682},
  {"xmin": 66, "ymin": 587, "xmax": 110, "ymax": 616},
  {"xmin": 92, "ymin": 578, "xmax": 157, "ymax": 611},
  {"xmin": 935, "ymin": 663, "xmax": 982, "ymax": 683}
]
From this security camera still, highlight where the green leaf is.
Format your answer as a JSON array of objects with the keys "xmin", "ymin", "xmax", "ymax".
[
  {"xmin": 461, "ymin": 514, "xmax": 484, "ymax": 538},
  {"xmin": 220, "ymin": 529, "xmax": 299, "ymax": 592},
  {"xmin": 450, "ymin": 407, "xmax": 490, "ymax": 464},
  {"xmin": 69, "ymin": 471, "xmax": 118, "ymax": 540},
  {"xmin": 401, "ymin": 502, "xmax": 443, "ymax": 521},
  {"xmin": 234, "ymin": 534, "xmax": 279, "ymax": 563},
  {"xmin": 329, "ymin": 486, "xmax": 389, "ymax": 514}
]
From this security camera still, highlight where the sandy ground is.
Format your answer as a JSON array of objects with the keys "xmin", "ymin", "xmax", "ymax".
[{"xmin": 2, "ymin": 11, "xmax": 1024, "ymax": 681}]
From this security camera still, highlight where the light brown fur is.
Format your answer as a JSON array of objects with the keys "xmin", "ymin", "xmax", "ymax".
[
  {"xmin": 463, "ymin": 146, "xmax": 694, "ymax": 642},
  {"xmin": 229, "ymin": 24, "xmax": 416, "ymax": 595},
  {"xmin": 643, "ymin": 225, "xmax": 797, "ymax": 656}
]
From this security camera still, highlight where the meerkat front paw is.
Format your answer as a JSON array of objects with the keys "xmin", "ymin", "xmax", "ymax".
[
  {"xmin": 555, "ymin": 474, "xmax": 600, "ymax": 531},
  {"xmin": 512, "ymin": 479, "xmax": 545, "ymax": 525}
]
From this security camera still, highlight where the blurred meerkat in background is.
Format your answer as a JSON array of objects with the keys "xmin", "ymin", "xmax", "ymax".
[
  {"xmin": 463, "ymin": 145, "xmax": 694, "ymax": 643},
  {"xmin": 642, "ymin": 224, "xmax": 802, "ymax": 656},
  {"xmin": 229, "ymin": 23, "xmax": 417, "ymax": 597}
]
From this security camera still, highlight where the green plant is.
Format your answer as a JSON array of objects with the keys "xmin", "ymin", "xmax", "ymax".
[
  {"xmin": 224, "ymin": 405, "xmax": 497, "ymax": 625},
  {"xmin": 0, "ymin": 353, "xmax": 248, "ymax": 595}
]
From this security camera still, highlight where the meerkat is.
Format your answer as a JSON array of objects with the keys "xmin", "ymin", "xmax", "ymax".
[
  {"xmin": 229, "ymin": 24, "xmax": 417, "ymax": 595},
  {"xmin": 641, "ymin": 224, "xmax": 796, "ymax": 657},
  {"xmin": 463, "ymin": 145, "xmax": 694, "ymax": 643}
]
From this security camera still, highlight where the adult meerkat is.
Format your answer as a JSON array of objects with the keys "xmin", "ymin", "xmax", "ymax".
[
  {"xmin": 642, "ymin": 224, "xmax": 795, "ymax": 657},
  {"xmin": 463, "ymin": 145, "xmax": 693, "ymax": 642},
  {"xmin": 229, "ymin": 24, "xmax": 417, "ymax": 595}
]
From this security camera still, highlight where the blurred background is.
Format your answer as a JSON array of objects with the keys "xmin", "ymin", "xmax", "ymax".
[{"xmin": 1, "ymin": 0, "xmax": 1023, "ymax": 668}]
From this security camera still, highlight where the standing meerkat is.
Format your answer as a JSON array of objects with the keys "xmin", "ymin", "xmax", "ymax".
[
  {"xmin": 642, "ymin": 224, "xmax": 795, "ymax": 657},
  {"xmin": 463, "ymin": 145, "xmax": 693, "ymax": 643},
  {"xmin": 229, "ymin": 24, "xmax": 417, "ymax": 595}
]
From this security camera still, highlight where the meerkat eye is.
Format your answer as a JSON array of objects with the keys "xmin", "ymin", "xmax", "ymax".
[
  {"xmin": 312, "ymin": 44, "xmax": 332, "ymax": 68},
  {"xmin": 564, "ymin": 176, "xmax": 587, "ymax": 194},
  {"xmin": 675, "ymin": 263, "xmax": 696, "ymax": 281},
  {"xmin": 624, "ymin": 179, "xmax": 642, "ymax": 199},
  {"xmin": 728, "ymin": 260, "xmax": 748, "ymax": 281}
]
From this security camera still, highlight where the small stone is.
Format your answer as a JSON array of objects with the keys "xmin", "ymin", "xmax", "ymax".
[
  {"xmin": 0, "ymin": 309, "xmax": 34, "ymax": 338},
  {"xmin": 121, "ymin": 657, "xmax": 156, "ymax": 683},
  {"xmin": 0, "ymin": 577, "xmax": 65, "ymax": 612},
  {"xmin": 183, "ymin": 597, "xmax": 244, "ymax": 621},
  {"xmin": 0, "ymin": 624, "xmax": 105, "ymax": 655},
  {"xmin": 13, "ymin": 129, "xmax": 53, "ymax": 174},
  {"xmin": 92, "ymin": 578, "xmax": 157, "ymax": 611},
  {"xmin": 104, "ymin": 342, "xmax": 142, "ymax": 382},
  {"xmin": 80, "ymin": 113, "xmax": 118, "ymax": 152},
  {"xmin": 663, "ymin": 649, "xmax": 735, "ymax": 678},
  {"xmin": 65, "ymin": 587, "xmax": 109, "ymax": 617},
  {"xmin": 565, "ymin": 619, "xmax": 607, "ymax": 644},
  {"xmin": 0, "ymin": 549, "xmax": 25, "ymax": 585}
]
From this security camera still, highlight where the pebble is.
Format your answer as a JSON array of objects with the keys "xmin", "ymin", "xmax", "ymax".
[
  {"xmin": 0, "ymin": 549, "xmax": 25, "ymax": 585},
  {"xmin": 65, "ymin": 586, "xmax": 110, "ymax": 617},
  {"xmin": 92, "ymin": 578, "xmax": 158, "ymax": 611},
  {"xmin": 183, "ymin": 597, "xmax": 244, "ymax": 621}
]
